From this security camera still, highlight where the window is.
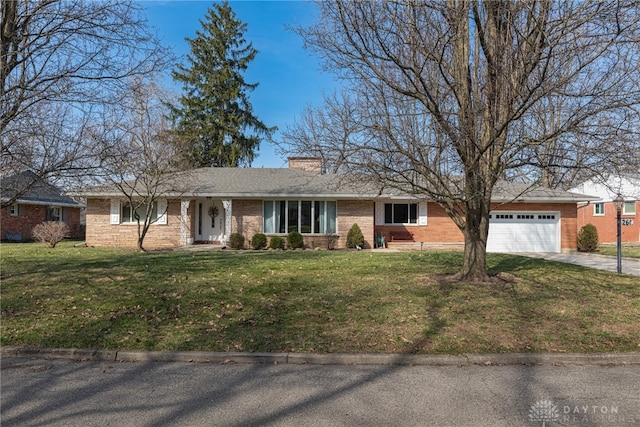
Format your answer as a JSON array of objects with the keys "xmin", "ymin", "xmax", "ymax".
[
  {"xmin": 593, "ymin": 203, "xmax": 605, "ymax": 216},
  {"xmin": 516, "ymin": 214, "xmax": 535, "ymax": 220},
  {"xmin": 493, "ymin": 214, "xmax": 513, "ymax": 220},
  {"xmin": 384, "ymin": 203, "xmax": 417, "ymax": 224},
  {"xmin": 46, "ymin": 206, "xmax": 62, "ymax": 222},
  {"xmin": 122, "ymin": 201, "xmax": 158, "ymax": 223},
  {"xmin": 7, "ymin": 203, "xmax": 19, "ymax": 216},
  {"xmin": 264, "ymin": 200, "xmax": 337, "ymax": 234},
  {"xmin": 110, "ymin": 198, "xmax": 166, "ymax": 225},
  {"xmin": 623, "ymin": 201, "xmax": 636, "ymax": 215}
]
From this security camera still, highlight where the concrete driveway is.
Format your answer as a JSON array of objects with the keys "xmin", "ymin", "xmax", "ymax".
[{"xmin": 516, "ymin": 252, "xmax": 640, "ymax": 276}]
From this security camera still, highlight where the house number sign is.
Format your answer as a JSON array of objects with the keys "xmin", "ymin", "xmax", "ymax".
[{"xmin": 621, "ymin": 219, "xmax": 634, "ymax": 226}]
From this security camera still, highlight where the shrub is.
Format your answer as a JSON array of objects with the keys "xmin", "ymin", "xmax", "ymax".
[
  {"xmin": 32, "ymin": 221, "xmax": 70, "ymax": 248},
  {"xmin": 287, "ymin": 231, "xmax": 304, "ymax": 249},
  {"xmin": 577, "ymin": 223, "xmax": 599, "ymax": 252},
  {"xmin": 269, "ymin": 236, "xmax": 284, "ymax": 250},
  {"xmin": 228, "ymin": 233, "xmax": 245, "ymax": 250},
  {"xmin": 251, "ymin": 233, "xmax": 267, "ymax": 250},
  {"xmin": 346, "ymin": 223, "xmax": 365, "ymax": 249}
]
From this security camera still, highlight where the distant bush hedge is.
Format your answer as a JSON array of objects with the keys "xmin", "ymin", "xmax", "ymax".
[
  {"xmin": 251, "ymin": 233, "xmax": 267, "ymax": 250},
  {"xmin": 577, "ymin": 223, "xmax": 599, "ymax": 252},
  {"xmin": 287, "ymin": 231, "xmax": 304, "ymax": 249},
  {"xmin": 228, "ymin": 233, "xmax": 245, "ymax": 250},
  {"xmin": 269, "ymin": 236, "xmax": 284, "ymax": 250}
]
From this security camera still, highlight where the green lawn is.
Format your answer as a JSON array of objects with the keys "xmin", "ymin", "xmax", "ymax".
[
  {"xmin": 596, "ymin": 244, "xmax": 640, "ymax": 259},
  {"xmin": 1, "ymin": 242, "xmax": 638, "ymax": 354}
]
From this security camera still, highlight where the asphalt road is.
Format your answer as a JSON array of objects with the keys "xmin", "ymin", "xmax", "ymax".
[{"xmin": 2, "ymin": 357, "xmax": 639, "ymax": 426}]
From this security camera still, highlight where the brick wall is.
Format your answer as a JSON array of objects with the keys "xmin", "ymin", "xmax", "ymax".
[
  {"xmin": 230, "ymin": 199, "xmax": 374, "ymax": 249},
  {"xmin": 288, "ymin": 157, "xmax": 322, "ymax": 173},
  {"xmin": 337, "ymin": 200, "xmax": 374, "ymax": 248},
  {"xmin": 231, "ymin": 200, "xmax": 263, "ymax": 244},
  {"xmin": 577, "ymin": 201, "xmax": 639, "ymax": 243},
  {"xmin": 86, "ymin": 198, "xmax": 186, "ymax": 249},
  {"xmin": 375, "ymin": 202, "xmax": 579, "ymax": 250},
  {"xmin": 1, "ymin": 204, "xmax": 83, "ymax": 241}
]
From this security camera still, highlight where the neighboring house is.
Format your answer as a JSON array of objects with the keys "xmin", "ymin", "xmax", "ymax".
[
  {"xmin": 1, "ymin": 171, "xmax": 85, "ymax": 241},
  {"xmin": 79, "ymin": 158, "xmax": 597, "ymax": 253},
  {"xmin": 571, "ymin": 174, "xmax": 640, "ymax": 243}
]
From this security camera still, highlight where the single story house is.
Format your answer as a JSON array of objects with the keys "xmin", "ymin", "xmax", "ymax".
[
  {"xmin": 80, "ymin": 158, "xmax": 597, "ymax": 253},
  {"xmin": 571, "ymin": 174, "xmax": 640, "ymax": 243},
  {"xmin": 1, "ymin": 170, "xmax": 85, "ymax": 241}
]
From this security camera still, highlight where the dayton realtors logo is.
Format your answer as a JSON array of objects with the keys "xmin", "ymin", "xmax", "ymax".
[
  {"xmin": 529, "ymin": 400, "xmax": 559, "ymax": 427},
  {"xmin": 529, "ymin": 399, "xmax": 633, "ymax": 426}
]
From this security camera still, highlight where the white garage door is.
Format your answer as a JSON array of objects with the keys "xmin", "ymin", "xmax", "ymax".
[{"xmin": 487, "ymin": 211, "xmax": 560, "ymax": 253}]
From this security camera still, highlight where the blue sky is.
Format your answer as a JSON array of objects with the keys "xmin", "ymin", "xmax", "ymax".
[{"xmin": 143, "ymin": 1, "xmax": 339, "ymax": 168}]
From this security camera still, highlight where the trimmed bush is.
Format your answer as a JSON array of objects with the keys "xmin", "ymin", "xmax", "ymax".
[
  {"xmin": 287, "ymin": 231, "xmax": 304, "ymax": 249},
  {"xmin": 346, "ymin": 223, "xmax": 365, "ymax": 249},
  {"xmin": 32, "ymin": 221, "xmax": 70, "ymax": 248},
  {"xmin": 269, "ymin": 236, "xmax": 284, "ymax": 250},
  {"xmin": 251, "ymin": 233, "xmax": 267, "ymax": 250},
  {"xmin": 228, "ymin": 233, "xmax": 245, "ymax": 250},
  {"xmin": 577, "ymin": 223, "xmax": 599, "ymax": 252}
]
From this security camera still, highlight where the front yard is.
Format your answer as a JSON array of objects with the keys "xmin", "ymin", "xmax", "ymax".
[{"xmin": 1, "ymin": 242, "xmax": 638, "ymax": 354}]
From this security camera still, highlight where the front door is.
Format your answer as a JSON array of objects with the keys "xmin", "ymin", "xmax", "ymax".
[{"xmin": 196, "ymin": 199, "xmax": 224, "ymax": 243}]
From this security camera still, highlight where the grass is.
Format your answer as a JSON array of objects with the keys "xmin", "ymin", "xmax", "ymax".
[
  {"xmin": 1, "ymin": 242, "xmax": 639, "ymax": 354},
  {"xmin": 596, "ymin": 244, "xmax": 640, "ymax": 259}
]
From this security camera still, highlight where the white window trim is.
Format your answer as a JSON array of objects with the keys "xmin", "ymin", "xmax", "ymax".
[
  {"xmin": 111, "ymin": 198, "xmax": 167, "ymax": 225},
  {"xmin": 375, "ymin": 201, "xmax": 427, "ymax": 226},
  {"xmin": 593, "ymin": 202, "xmax": 605, "ymax": 216}
]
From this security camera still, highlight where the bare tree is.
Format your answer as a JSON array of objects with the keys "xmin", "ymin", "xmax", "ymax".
[
  {"xmin": 289, "ymin": 1, "xmax": 640, "ymax": 282},
  {"xmin": 1, "ymin": 0, "xmax": 170, "ymax": 206},
  {"xmin": 95, "ymin": 78, "xmax": 185, "ymax": 252},
  {"xmin": 276, "ymin": 92, "xmax": 364, "ymax": 174}
]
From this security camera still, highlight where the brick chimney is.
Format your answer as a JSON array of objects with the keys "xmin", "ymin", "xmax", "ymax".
[{"xmin": 288, "ymin": 157, "xmax": 322, "ymax": 173}]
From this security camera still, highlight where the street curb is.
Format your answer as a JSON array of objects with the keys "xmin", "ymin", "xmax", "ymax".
[{"xmin": 2, "ymin": 347, "xmax": 640, "ymax": 366}]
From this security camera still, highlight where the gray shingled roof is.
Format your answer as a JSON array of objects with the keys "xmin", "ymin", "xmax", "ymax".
[
  {"xmin": 491, "ymin": 181, "xmax": 600, "ymax": 202},
  {"xmin": 80, "ymin": 167, "xmax": 597, "ymax": 203},
  {"xmin": 81, "ymin": 168, "xmax": 375, "ymax": 199},
  {"xmin": 1, "ymin": 171, "xmax": 83, "ymax": 207}
]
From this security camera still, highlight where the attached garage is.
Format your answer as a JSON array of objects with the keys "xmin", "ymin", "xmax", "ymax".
[{"xmin": 487, "ymin": 211, "xmax": 560, "ymax": 253}]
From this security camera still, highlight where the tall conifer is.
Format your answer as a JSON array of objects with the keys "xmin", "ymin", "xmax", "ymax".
[{"xmin": 170, "ymin": 1, "xmax": 273, "ymax": 168}]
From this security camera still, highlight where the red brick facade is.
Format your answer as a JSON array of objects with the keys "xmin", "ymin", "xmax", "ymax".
[
  {"xmin": 1, "ymin": 204, "xmax": 83, "ymax": 241},
  {"xmin": 375, "ymin": 202, "xmax": 579, "ymax": 250},
  {"xmin": 577, "ymin": 201, "xmax": 640, "ymax": 243},
  {"xmin": 85, "ymin": 197, "xmax": 581, "ymax": 250}
]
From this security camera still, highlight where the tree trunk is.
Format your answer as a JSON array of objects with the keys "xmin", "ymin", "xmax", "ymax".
[{"xmin": 457, "ymin": 200, "xmax": 492, "ymax": 282}]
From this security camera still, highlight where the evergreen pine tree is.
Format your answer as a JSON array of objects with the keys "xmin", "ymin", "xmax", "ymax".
[{"xmin": 170, "ymin": 1, "xmax": 274, "ymax": 168}]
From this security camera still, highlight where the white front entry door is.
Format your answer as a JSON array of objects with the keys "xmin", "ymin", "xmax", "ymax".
[
  {"xmin": 487, "ymin": 211, "xmax": 561, "ymax": 253},
  {"xmin": 196, "ymin": 199, "xmax": 225, "ymax": 242}
]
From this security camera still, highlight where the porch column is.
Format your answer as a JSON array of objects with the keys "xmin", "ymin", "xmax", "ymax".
[
  {"xmin": 180, "ymin": 199, "xmax": 193, "ymax": 245},
  {"xmin": 222, "ymin": 199, "xmax": 232, "ymax": 245}
]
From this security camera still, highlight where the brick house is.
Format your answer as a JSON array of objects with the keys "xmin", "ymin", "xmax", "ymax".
[
  {"xmin": 1, "ymin": 171, "xmax": 84, "ymax": 241},
  {"xmin": 571, "ymin": 174, "xmax": 640, "ymax": 243},
  {"xmin": 80, "ymin": 158, "xmax": 597, "ymax": 252}
]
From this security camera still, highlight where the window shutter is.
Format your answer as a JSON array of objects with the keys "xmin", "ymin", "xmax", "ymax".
[
  {"xmin": 156, "ymin": 198, "xmax": 167, "ymax": 225},
  {"xmin": 110, "ymin": 199, "xmax": 120, "ymax": 224},
  {"xmin": 375, "ymin": 202, "xmax": 385, "ymax": 226},
  {"xmin": 418, "ymin": 202, "xmax": 428, "ymax": 225}
]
